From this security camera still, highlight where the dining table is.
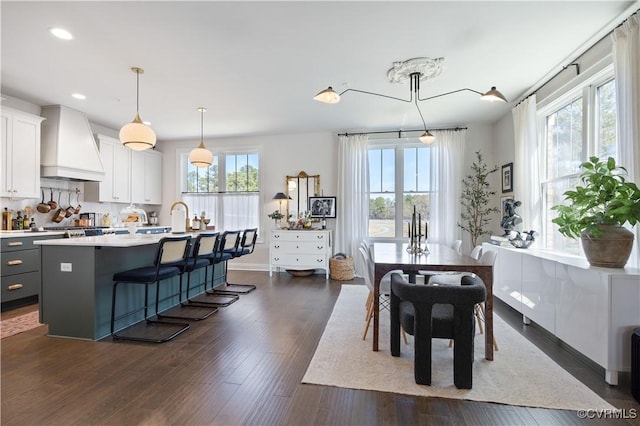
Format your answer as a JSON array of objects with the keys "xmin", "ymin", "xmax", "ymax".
[{"xmin": 372, "ymin": 242, "xmax": 495, "ymax": 361}]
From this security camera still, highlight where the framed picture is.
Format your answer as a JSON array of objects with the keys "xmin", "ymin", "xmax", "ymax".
[
  {"xmin": 308, "ymin": 196, "xmax": 336, "ymax": 218},
  {"xmin": 501, "ymin": 162, "xmax": 513, "ymax": 193}
]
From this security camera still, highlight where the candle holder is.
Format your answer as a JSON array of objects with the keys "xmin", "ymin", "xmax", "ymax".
[{"xmin": 406, "ymin": 206, "xmax": 428, "ymax": 255}]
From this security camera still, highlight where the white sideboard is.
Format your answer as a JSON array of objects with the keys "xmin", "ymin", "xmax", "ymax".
[
  {"xmin": 483, "ymin": 243, "xmax": 640, "ymax": 385},
  {"xmin": 269, "ymin": 230, "xmax": 332, "ymax": 278}
]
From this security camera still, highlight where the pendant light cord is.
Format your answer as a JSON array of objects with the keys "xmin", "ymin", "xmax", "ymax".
[
  {"xmin": 135, "ymin": 69, "xmax": 140, "ymax": 114},
  {"xmin": 411, "ymin": 73, "xmax": 428, "ymax": 131}
]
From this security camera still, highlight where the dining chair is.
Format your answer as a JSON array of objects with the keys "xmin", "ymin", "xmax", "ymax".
[
  {"xmin": 359, "ymin": 244, "xmax": 408, "ymax": 344},
  {"xmin": 390, "ymin": 273, "xmax": 486, "ymax": 388}
]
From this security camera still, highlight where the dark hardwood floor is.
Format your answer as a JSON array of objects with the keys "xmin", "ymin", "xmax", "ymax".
[{"xmin": 1, "ymin": 271, "xmax": 638, "ymax": 425}]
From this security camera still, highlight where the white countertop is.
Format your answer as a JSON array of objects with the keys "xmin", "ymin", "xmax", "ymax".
[
  {"xmin": 485, "ymin": 243, "xmax": 640, "ymax": 276},
  {"xmin": 0, "ymin": 230, "xmax": 66, "ymax": 238},
  {"xmin": 33, "ymin": 232, "xmax": 195, "ymax": 247}
]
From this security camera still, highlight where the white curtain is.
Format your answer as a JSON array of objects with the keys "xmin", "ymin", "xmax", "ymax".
[
  {"xmin": 512, "ymin": 95, "xmax": 541, "ymax": 233},
  {"xmin": 336, "ymin": 134, "xmax": 369, "ymax": 276},
  {"xmin": 429, "ymin": 129, "xmax": 465, "ymax": 245},
  {"xmin": 612, "ymin": 11, "xmax": 640, "ymax": 268}
]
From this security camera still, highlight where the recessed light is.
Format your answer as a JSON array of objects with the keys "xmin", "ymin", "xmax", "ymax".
[
  {"xmin": 49, "ymin": 27, "xmax": 73, "ymax": 40},
  {"xmin": 72, "ymin": 93, "xmax": 86, "ymax": 100}
]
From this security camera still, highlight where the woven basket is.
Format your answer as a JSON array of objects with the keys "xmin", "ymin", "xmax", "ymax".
[{"xmin": 330, "ymin": 256, "xmax": 354, "ymax": 280}]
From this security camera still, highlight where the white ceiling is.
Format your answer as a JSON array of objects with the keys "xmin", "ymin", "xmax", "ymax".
[{"xmin": 1, "ymin": 1, "xmax": 635, "ymax": 142}]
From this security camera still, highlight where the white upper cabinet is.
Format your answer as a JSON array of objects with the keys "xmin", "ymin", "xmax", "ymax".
[
  {"xmin": 0, "ymin": 107, "xmax": 44, "ymax": 199},
  {"xmin": 131, "ymin": 149, "xmax": 162, "ymax": 205},
  {"xmin": 85, "ymin": 134, "xmax": 131, "ymax": 203}
]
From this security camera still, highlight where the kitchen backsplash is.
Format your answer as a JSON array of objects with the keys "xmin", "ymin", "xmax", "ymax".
[{"xmin": 1, "ymin": 178, "xmax": 157, "ymax": 229}]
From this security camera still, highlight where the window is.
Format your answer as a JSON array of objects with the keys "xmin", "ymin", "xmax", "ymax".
[
  {"xmin": 181, "ymin": 151, "xmax": 260, "ymax": 233},
  {"xmin": 540, "ymin": 69, "xmax": 617, "ymax": 253},
  {"xmin": 368, "ymin": 142, "xmax": 432, "ymax": 239}
]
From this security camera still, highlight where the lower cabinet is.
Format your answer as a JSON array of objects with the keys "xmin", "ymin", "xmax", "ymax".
[
  {"xmin": 1, "ymin": 234, "xmax": 59, "ymax": 305},
  {"xmin": 269, "ymin": 230, "xmax": 332, "ymax": 278},
  {"xmin": 484, "ymin": 243, "xmax": 640, "ymax": 385}
]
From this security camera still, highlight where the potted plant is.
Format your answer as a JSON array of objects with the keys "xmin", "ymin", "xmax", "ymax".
[
  {"xmin": 267, "ymin": 210, "xmax": 284, "ymax": 228},
  {"xmin": 458, "ymin": 151, "xmax": 499, "ymax": 247},
  {"xmin": 551, "ymin": 156, "xmax": 640, "ymax": 268}
]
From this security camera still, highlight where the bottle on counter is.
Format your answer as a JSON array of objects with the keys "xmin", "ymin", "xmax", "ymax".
[
  {"xmin": 192, "ymin": 215, "xmax": 199, "ymax": 230},
  {"xmin": 2, "ymin": 208, "xmax": 11, "ymax": 231},
  {"xmin": 30, "ymin": 218, "xmax": 36, "ymax": 229},
  {"xmin": 16, "ymin": 211, "xmax": 23, "ymax": 230},
  {"xmin": 23, "ymin": 215, "xmax": 30, "ymax": 230}
]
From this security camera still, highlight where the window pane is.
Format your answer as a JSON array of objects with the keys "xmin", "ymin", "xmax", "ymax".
[
  {"xmin": 542, "ymin": 177, "xmax": 580, "ymax": 254},
  {"xmin": 368, "ymin": 148, "xmax": 396, "ymax": 237},
  {"xmin": 403, "ymin": 147, "xmax": 430, "ymax": 192},
  {"xmin": 596, "ymin": 79, "xmax": 617, "ymax": 160},
  {"xmin": 546, "ymin": 98, "xmax": 583, "ymax": 179},
  {"xmin": 369, "ymin": 194, "xmax": 395, "ymax": 237},
  {"xmin": 186, "ymin": 157, "xmax": 218, "ymax": 192},
  {"xmin": 226, "ymin": 153, "xmax": 259, "ymax": 192}
]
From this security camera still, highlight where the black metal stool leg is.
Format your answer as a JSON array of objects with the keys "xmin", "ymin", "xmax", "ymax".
[{"xmin": 208, "ymin": 261, "xmax": 256, "ymax": 295}]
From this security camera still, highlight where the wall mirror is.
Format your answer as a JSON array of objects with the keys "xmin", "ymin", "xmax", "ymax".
[{"xmin": 286, "ymin": 171, "xmax": 320, "ymax": 220}]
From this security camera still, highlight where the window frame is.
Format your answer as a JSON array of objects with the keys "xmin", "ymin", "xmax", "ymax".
[
  {"xmin": 177, "ymin": 146, "xmax": 263, "ymax": 242},
  {"xmin": 367, "ymin": 138, "xmax": 434, "ymax": 242},
  {"xmin": 537, "ymin": 65, "xmax": 617, "ymax": 252}
]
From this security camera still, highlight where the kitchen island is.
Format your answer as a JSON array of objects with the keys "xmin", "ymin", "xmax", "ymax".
[{"xmin": 35, "ymin": 232, "xmax": 224, "ymax": 340}]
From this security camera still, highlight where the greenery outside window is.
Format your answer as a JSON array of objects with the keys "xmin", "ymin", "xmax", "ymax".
[
  {"xmin": 368, "ymin": 142, "xmax": 432, "ymax": 239},
  {"xmin": 540, "ymin": 67, "xmax": 617, "ymax": 253},
  {"xmin": 181, "ymin": 150, "xmax": 260, "ymax": 234}
]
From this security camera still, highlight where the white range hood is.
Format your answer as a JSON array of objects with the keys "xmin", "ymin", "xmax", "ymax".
[{"xmin": 40, "ymin": 105, "xmax": 105, "ymax": 181}]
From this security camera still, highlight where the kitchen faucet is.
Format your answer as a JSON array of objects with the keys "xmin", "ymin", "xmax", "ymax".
[{"xmin": 170, "ymin": 201, "xmax": 190, "ymax": 232}]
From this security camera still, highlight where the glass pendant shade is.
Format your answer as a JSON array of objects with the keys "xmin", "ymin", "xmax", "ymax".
[
  {"xmin": 189, "ymin": 107, "xmax": 213, "ymax": 168},
  {"xmin": 480, "ymin": 86, "xmax": 508, "ymax": 102},
  {"xmin": 120, "ymin": 67, "xmax": 156, "ymax": 150},
  {"xmin": 119, "ymin": 113, "xmax": 156, "ymax": 151},
  {"xmin": 189, "ymin": 141, "xmax": 213, "ymax": 168},
  {"xmin": 313, "ymin": 87, "xmax": 340, "ymax": 104},
  {"xmin": 419, "ymin": 131, "xmax": 435, "ymax": 144}
]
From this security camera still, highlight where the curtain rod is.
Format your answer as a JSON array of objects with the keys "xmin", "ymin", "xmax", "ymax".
[
  {"xmin": 515, "ymin": 6, "xmax": 639, "ymax": 106},
  {"xmin": 338, "ymin": 126, "xmax": 467, "ymax": 138}
]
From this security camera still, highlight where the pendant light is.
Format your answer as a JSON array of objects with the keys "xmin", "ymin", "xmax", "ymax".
[
  {"xmin": 119, "ymin": 67, "xmax": 156, "ymax": 151},
  {"xmin": 189, "ymin": 107, "xmax": 213, "ymax": 168}
]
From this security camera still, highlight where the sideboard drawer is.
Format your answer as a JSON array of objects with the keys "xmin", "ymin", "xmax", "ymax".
[
  {"xmin": 271, "ymin": 254, "xmax": 327, "ymax": 267},
  {"xmin": 271, "ymin": 241, "xmax": 328, "ymax": 254}
]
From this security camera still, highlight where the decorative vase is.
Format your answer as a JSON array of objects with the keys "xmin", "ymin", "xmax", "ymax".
[{"xmin": 581, "ymin": 225, "xmax": 634, "ymax": 268}]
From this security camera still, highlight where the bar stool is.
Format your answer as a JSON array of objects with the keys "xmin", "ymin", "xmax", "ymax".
[
  {"xmin": 156, "ymin": 233, "xmax": 220, "ymax": 321},
  {"xmin": 182, "ymin": 232, "xmax": 238, "ymax": 308},
  {"xmin": 208, "ymin": 230, "xmax": 256, "ymax": 295},
  {"xmin": 110, "ymin": 235, "xmax": 192, "ymax": 343}
]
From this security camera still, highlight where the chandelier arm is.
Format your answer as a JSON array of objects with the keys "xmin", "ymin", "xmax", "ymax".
[
  {"xmin": 338, "ymin": 88, "xmax": 412, "ymax": 103},
  {"xmin": 418, "ymin": 88, "xmax": 483, "ymax": 102}
]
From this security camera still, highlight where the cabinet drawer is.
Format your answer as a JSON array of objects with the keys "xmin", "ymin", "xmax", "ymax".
[
  {"xmin": 1, "ymin": 248, "xmax": 40, "ymax": 276},
  {"xmin": 1, "ymin": 270, "xmax": 40, "ymax": 302},
  {"xmin": 271, "ymin": 254, "xmax": 327, "ymax": 267},
  {"xmin": 271, "ymin": 241, "xmax": 328, "ymax": 254},
  {"xmin": 1, "ymin": 234, "xmax": 61, "ymax": 252},
  {"xmin": 272, "ymin": 231, "xmax": 328, "ymax": 242}
]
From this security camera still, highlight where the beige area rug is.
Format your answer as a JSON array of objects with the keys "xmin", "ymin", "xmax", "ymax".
[
  {"xmin": 303, "ymin": 285, "xmax": 614, "ymax": 411},
  {"xmin": 0, "ymin": 310, "xmax": 42, "ymax": 339}
]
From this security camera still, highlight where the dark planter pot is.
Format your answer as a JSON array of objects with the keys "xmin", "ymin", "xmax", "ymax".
[{"xmin": 581, "ymin": 225, "xmax": 634, "ymax": 268}]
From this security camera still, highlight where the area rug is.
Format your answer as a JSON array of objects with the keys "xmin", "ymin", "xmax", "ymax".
[
  {"xmin": 0, "ymin": 310, "xmax": 42, "ymax": 339},
  {"xmin": 303, "ymin": 285, "xmax": 614, "ymax": 411}
]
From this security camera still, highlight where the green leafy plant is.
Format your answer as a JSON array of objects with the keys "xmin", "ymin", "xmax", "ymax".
[
  {"xmin": 458, "ymin": 151, "xmax": 499, "ymax": 247},
  {"xmin": 268, "ymin": 210, "xmax": 284, "ymax": 221},
  {"xmin": 551, "ymin": 156, "xmax": 640, "ymax": 239}
]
